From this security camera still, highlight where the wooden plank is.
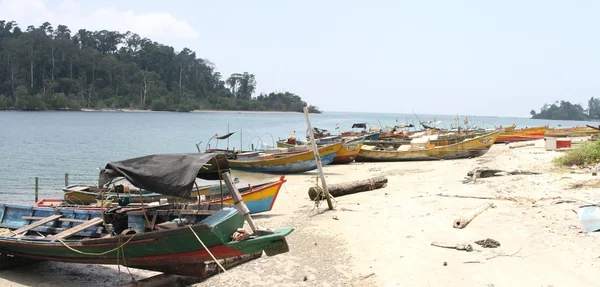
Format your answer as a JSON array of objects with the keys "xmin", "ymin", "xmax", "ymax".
[
  {"xmin": 12, "ymin": 215, "xmax": 62, "ymax": 237},
  {"xmin": 22, "ymin": 216, "xmax": 87, "ymax": 223},
  {"xmin": 47, "ymin": 217, "xmax": 103, "ymax": 240}
]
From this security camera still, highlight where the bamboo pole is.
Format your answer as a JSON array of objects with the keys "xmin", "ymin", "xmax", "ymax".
[
  {"xmin": 303, "ymin": 107, "xmax": 333, "ymax": 210},
  {"xmin": 222, "ymin": 171, "xmax": 257, "ymax": 232},
  {"xmin": 34, "ymin": 177, "xmax": 39, "ymax": 203}
]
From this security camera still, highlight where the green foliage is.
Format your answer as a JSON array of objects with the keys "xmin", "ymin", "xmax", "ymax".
[
  {"xmin": 530, "ymin": 101, "xmax": 588, "ymax": 120},
  {"xmin": 0, "ymin": 20, "xmax": 319, "ymax": 112},
  {"xmin": 553, "ymin": 140, "xmax": 600, "ymax": 167},
  {"xmin": 307, "ymin": 105, "xmax": 322, "ymax": 113}
]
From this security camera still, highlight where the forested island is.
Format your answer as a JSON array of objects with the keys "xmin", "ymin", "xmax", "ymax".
[
  {"xmin": 530, "ymin": 98, "xmax": 600, "ymax": 121},
  {"xmin": 0, "ymin": 20, "xmax": 321, "ymax": 113}
]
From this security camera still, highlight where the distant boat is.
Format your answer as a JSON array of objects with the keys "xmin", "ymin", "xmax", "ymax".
[
  {"xmin": 227, "ymin": 142, "xmax": 343, "ymax": 173},
  {"xmin": 277, "ymin": 136, "xmax": 364, "ymax": 164},
  {"xmin": 495, "ymin": 126, "xmax": 547, "ymax": 143},
  {"xmin": 356, "ymin": 131, "xmax": 499, "ymax": 162}
]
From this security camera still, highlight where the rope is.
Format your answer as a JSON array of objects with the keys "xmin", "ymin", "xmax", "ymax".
[
  {"xmin": 57, "ymin": 233, "xmax": 137, "ymax": 256},
  {"xmin": 187, "ymin": 225, "xmax": 241, "ymax": 287}
]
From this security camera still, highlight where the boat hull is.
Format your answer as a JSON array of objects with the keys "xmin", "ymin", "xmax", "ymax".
[
  {"xmin": 228, "ymin": 142, "xmax": 343, "ymax": 174},
  {"xmin": 0, "ymin": 206, "xmax": 293, "ymax": 276},
  {"xmin": 208, "ymin": 176, "xmax": 285, "ymax": 214},
  {"xmin": 332, "ymin": 141, "xmax": 364, "ymax": 164},
  {"xmin": 356, "ymin": 132, "xmax": 498, "ymax": 162},
  {"xmin": 495, "ymin": 126, "xmax": 547, "ymax": 143}
]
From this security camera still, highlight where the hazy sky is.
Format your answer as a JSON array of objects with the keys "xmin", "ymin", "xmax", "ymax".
[{"xmin": 1, "ymin": 0, "xmax": 599, "ymax": 117}]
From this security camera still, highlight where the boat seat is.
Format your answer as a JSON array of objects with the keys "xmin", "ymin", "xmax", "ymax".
[
  {"xmin": 46, "ymin": 217, "xmax": 104, "ymax": 240},
  {"xmin": 12, "ymin": 215, "xmax": 63, "ymax": 238}
]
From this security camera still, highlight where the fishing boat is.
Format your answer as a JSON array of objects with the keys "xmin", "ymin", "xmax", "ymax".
[
  {"xmin": 0, "ymin": 153, "xmax": 293, "ymax": 276},
  {"xmin": 495, "ymin": 126, "xmax": 548, "ymax": 143},
  {"xmin": 331, "ymin": 139, "xmax": 364, "ymax": 164},
  {"xmin": 277, "ymin": 135, "xmax": 363, "ymax": 164},
  {"xmin": 227, "ymin": 142, "xmax": 343, "ymax": 173},
  {"xmin": 45, "ymin": 176, "xmax": 285, "ymax": 215},
  {"xmin": 62, "ymin": 177, "xmax": 241, "ymax": 205},
  {"xmin": 207, "ymin": 176, "xmax": 285, "ymax": 214},
  {"xmin": 356, "ymin": 131, "xmax": 499, "ymax": 162}
]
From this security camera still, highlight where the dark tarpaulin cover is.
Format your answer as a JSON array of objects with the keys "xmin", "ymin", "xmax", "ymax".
[
  {"xmin": 213, "ymin": 132, "xmax": 235, "ymax": 140},
  {"xmin": 99, "ymin": 153, "xmax": 229, "ymax": 198},
  {"xmin": 352, "ymin": 123, "xmax": 367, "ymax": 129}
]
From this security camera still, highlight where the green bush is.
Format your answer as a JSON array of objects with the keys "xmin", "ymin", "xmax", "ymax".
[{"xmin": 553, "ymin": 140, "xmax": 600, "ymax": 166}]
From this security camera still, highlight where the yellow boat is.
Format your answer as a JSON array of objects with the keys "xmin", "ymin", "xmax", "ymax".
[
  {"xmin": 332, "ymin": 140, "xmax": 364, "ymax": 164},
  {"xmin": 356, "ymin": 131, "xmax": 498, "ymax": 162},
  {"xmin": 501, "ymin": 124, "xmax": 516, "ymax": 132},
  {"xmin": 228, "ymin": 142, "xmax": 343, "ymax": 173},
  {"xmin": 495, "ymin": 125, "xmax": 548, "ymax": 143}
]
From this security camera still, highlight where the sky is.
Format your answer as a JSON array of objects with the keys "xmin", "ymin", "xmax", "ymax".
[{"xmin": 1, "ymin": 0, "xmax": 599, "ymax": 117}]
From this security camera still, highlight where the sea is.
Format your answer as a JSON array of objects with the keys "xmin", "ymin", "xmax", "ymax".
[{"xmin": 0, "ymin": 110, "xmax": 595, "ymax": 204}]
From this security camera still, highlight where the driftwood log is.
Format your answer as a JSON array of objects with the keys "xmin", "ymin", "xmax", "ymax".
[
  {"xmin": 465, "ymin": 167, "xmax": 541, "ymax": 183},
  {"xmin": 453, "ymin": 202, "xmax": 495, "ymax": 229},
  {"xmin": 431, "ymin": 241, "xmax": 480, "ymax": 252},
  {"xmin": 308, "ymin": 176, "xmax": 388, "ymax": 201}
]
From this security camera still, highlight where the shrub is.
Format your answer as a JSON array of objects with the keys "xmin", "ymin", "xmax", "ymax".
[{"xmin": 553, "ymin": 140, "xmax": 600, "ymax": 166}]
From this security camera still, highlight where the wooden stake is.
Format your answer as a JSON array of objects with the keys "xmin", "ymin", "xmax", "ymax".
[
  {"xmin": 222, "ymin": 172, "xmax": 257, "ymax": 232},
  {"xmin": 34, "ymin": 177, "xmax": 39, "ymax": 203},
  {"xmin": 303, "ymin": 106, "xmax": 333, "ymax": 210},
  {"xmin": 64, "ymin": 173, "xmax": 69, "ymax": 186}
]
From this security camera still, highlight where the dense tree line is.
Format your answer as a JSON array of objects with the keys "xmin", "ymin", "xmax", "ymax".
[
  {"xmin": 0, "ymin": 20, "xmax": 321, "ymax": 113},
  {"xmin": 529, "ymin": 98, "xmax": 600, "ymax": 121}
]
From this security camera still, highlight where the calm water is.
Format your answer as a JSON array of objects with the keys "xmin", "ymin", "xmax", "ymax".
[{"xmin": 0, "ymin": 110, "xmax": 595, "ymax": 204}]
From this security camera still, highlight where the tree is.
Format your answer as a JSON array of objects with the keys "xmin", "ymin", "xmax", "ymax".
[
  {"xmin": 529, "ymin": 109, "xmax": 536, "ymax": 116},
  {"xmin": 0, "ymin": 20, "xmax": 320, "ymax": 112}
]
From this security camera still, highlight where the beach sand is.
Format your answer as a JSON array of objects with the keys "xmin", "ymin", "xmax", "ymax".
[{"xmin": 1, "ymin": 139, "xmax": 599, "ymax": 286}]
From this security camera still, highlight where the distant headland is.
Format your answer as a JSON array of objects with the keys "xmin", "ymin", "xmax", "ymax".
[
  {"xmin": 0, "ymin": 20, "xmax": 321, "ymax": 114},
  {"xmin": 530, "ymin": 98, "xmax": 600, "ymax": 121}
]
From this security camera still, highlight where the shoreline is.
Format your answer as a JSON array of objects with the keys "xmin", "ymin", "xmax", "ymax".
[
  {"xmin": 79, "ymin": 108, "xmax": 305, "ymax": 114},
  {"xmin": 2, "ymin": 140, "xmax": 600, "ymax": 286}
]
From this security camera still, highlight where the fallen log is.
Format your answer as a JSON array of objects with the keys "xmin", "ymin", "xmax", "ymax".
[
  {"xmin": 308, "ymin": 176, "xmax": 388, "ymax": 201},
  {"xmin": 453, "ymin": 202, "xmax": 495, "ymax": 229},
  {"xmin": 121, "ymin": 252, "xmax": 263, "ymax": 287}
]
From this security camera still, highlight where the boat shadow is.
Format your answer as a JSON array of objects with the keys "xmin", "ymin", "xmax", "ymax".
[
  {"xmin": 0, "ymin": 260, "xmax": 155, "ymax": 286},
  {"xmin": 251, "ymin": 213, "xmax": 283, "ymax": 219}
]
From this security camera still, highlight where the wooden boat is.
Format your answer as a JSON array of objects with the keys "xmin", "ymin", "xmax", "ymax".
[
  {"xmin": 0, "ymin": 153, "xmax": 293, "ymax": 276},
  {"xmin": 501, "ymin": 124, "xmax": 516, "ymax": 131},
  {"xmin": 356, "ymin": 131, "xmax": 499, "ymax": 162},
  {"xmin": 0, "ymin": 205, "xmax": 292, "ymax": 275},
  {"xmin": 208, "ymin": 176, "xmax": 285, "ymax": 214},
  {"xmin": 62, "ymin": 176, "xmax": 242, "ymax": 203},
  {"xmin": 277, "ymin": 135, "xmax": 363, "ymax": 164},
  {"xmin": 495, "ymin": 126, "xmax": 548, "ymax": 143},
  {"xmin": 331, "ymin": 139, "xmax": 364, "ymax": 164},
  {"xmin": 227, "ymin": 142, "xmax": 343, "ymax": 173},
  {"xmin": 545, "ymin": 126, "xmax": 599, "ymax": 137},
  {"xmin": 48, "ymin": 176, "xmax": 286, "ymax": 215}
]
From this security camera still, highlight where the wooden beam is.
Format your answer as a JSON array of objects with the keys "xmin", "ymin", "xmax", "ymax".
[
  {"xmin": 22, "ymin": 216, "xmax": 87, "ymax": 223},
  {"xmin": 303, "ymin": 106, "xmax": 333, "ymax": 210},
  {"xmin": 12, "ymin": 215, "xmax": 62, "ymax": 237},
  {"xmin": 47, "ymin": 217, "xmax": 103, "ymax": 240}
]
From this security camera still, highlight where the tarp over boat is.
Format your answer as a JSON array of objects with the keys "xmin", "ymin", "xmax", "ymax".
[{"xmin": 99, "ymin": 153, "xmax": 230, "ymax": 198}]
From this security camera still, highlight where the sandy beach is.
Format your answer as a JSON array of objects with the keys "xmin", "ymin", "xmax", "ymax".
[{"xmin": 1, "ymin": 139, "xmax": 599, "ymax": 287}]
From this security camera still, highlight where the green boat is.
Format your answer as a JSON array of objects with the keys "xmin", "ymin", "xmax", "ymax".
[{"xmin": 0, "ymin": 153, "xmax": 294, "ymax": 276}]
